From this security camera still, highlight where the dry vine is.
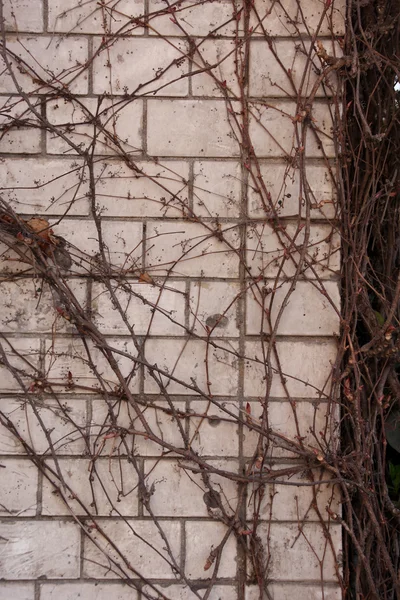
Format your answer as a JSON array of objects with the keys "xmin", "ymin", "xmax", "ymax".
[{"xmin": 0, "ymin": 0, "xmax": 397, "ymax": 598}]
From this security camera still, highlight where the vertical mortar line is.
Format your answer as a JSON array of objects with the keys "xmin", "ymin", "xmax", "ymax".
[
  {"xmin": 40, "ymin": 96, "xmax": 47, "ymax": 155},
  {"xmin": 144, "ymin": 0, "xmax": 150, "ymax": 37},
  {"xmin": 138, "ymin": 456, "xmax": 144, "ymax": 517},
  {"xmin": 142, "ymin": 98, "xmax": 148, "ymax": 156},
  {"xmin": 34, "ymin": 581, "xmax": 40, "ymax": 600},
  {"xmin": 43, "ymin": 0, "xmax": 48, "ymax": 33},
  {"xmin": 188, "ymin": 159, "xmax": 194, "ymax": 213},
  {"xmin": 36, "ymin": 338, "xmax": 47, "ymax": 518},
  {"xmin": 237, "ymin": 3, "xmax": 251, "ymax": 598},
  {"xmin": 88, "ymin": 36, "xmax": 94, "ymax": 95},
  {"xmin": 180, "ymin": 519, "xmax": 186, "ymax": 577}
]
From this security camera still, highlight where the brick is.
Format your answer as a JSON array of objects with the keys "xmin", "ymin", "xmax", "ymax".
[
  {"xmin": 144, "ymin": 339, "xmax": 239, "ymax": 396},
  {"xmin": 90, "ymin": 398, "xmax": 187, "ymax": 457},
  {"xmin": 250, "ymin": 0, "xmax": 346, "ymax": 37},
  {"xmin": 188, "ymin": 400, "xmax": 240, "ymax": 456},
  {"xmin": 0, "ymin": 338, "xmax": 40, "ymax": 392},
  {"xmin": 93, "ymin": 160, "xmax": 189, "ymax": 218},
  {"xmin": 145, "ymin": 221, "xmax": 240, "ymax": 277},
  {"xmin": 40, "ymin": 583, "xmax": 138, "ymax": 600},
  {"xmin": 83, "ymin": 520, "xmax": 181, "ymax": 579},
  {"xmin": 257, "ymin": 522, "xmax": 341, "ymax": 580},
  {"xmin": 144, "ymin": 458, "xmax": 238, "ymax": 516},
  {"xmin": 0, "ymin": 96, "xmax": 41, "ymax": 154},
  {"xmin": 92, "ymin": 280, "xmax": 186, "ymax": 335},
  {"xmin": 148, "ymin": 0, "xmax": 238, "ymax": 36},
  {"xmin": 147, "ymin": 100, "xmax": 240, "ymax": 157},
  {"xmin": 4, "ymin": 0, "xmax": 43, "ymax": 32},
  {"xmin": 193, "ymin": 161, "xmax": 242, "ymax": 218},
  {"xmin": 242, "ymin": 400, "xmax": 339, "ymax": 459},
  {"xmin": 192, "ymin": 39, "xmax": 240, "ymax": 97},
  {"xmin": 44, "ymin": 337, "xmax": 140, "ymax": 394},
  {"xmin": 42, "ymin": 458, "xmax": 138, "ymax": 516},
  {"xmin": 246, "ymin": 222, "xmax": 340, "ymax": 279},
  {"xmin": 0, "ymin": 397, "xmax": 87, "ymax": 455},
  {"xmin": 1, "ymin": 158, "xmax": 90, "ymax": 215},
  {"xmin": 93, "ymin": 37, "xmax": 189, "ymax": 96},
  {"xmin": 246, "ymin": 280, "xmax": 340, "ymax": 336},
  {"xmin": 46, "ymin": 97, "xmax": 143, "ymax": 156},
  {"xmin": 245, "ymin": 584, "xmax": 342, "ymax": 600},
  {"xmin": 52, "ymin": 219, "xmax": 143, "ymax": 273},
  {"xmin": 249, "ymin": 40, "xmax": 340, "ymax": 98},
  {"xmin": 0, "ymin": 279, "xmax": 87, "ymax": 334},
  {"xmin": 142, "ymin": 584, "xmax": 237, "ymax": 599},
  {"xmin": 48, "ymin": 0, "xmax": 144, "ymax": 35},
  {"xmin": 244, "ymin": 339, "xmax": 337, "ymax": 398},
  {"xmin": 0, "ymin": 582, "xmax": 35, "ymax": 600},
  {"xmin": 249, "ymin": 101, "xmax": 336, "ymax": 158},
  {"xmin": 0, "ymin": 520, "xmax": 80, "ymax": 579},
  {"xmin": 0, "ymin": 36, "xmax": 88, "ymax": 95},
  {"xmin": 246, "ymin": 464, "xmax": 340, "ymax": 521},
  {"xmin": 248, "ymin": 162, "xmax": 337, "ymax": 219},
  {"xmin": 189, "ymin": 281, "xmax": 240, "ymax": 337},
  {"xmin": 185, "ymin": 521, "xmax": 236, "ymax": 579},
  {"xmin": 0, "ymin": 458, "xmax": 38, "ymax": 516}
]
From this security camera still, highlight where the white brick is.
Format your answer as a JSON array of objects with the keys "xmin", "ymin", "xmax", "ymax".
[
  {"xmin": 245, "ymin": 584, "xmax": 342, "ymax": 600},
  {"xmin": 92, "ymin": 280, "xmax": 186, "ymax": 335},
  {"xmin": 246, "ymin": 222, "xmax": 340, "ymax": 279},
  {"xmin": 246, "ymin": 280, "xmax": 340, "ymax": 336},
  {"xmin": 0, "ymin": 37, "xmax": 88, "ymax": 95},
  {"xmin": 0, "ymin": 338, "xmax": 40, "ymax": 392},
  {"xmin": 90, "ymin": 398, "xmax": 187, "ymax": 457},
  {"xmin": 147, "ymin": 100, "xmax": 240, "ymax": 157},
  {"xmin": 250, "ymin": 0, "xmax": 346, "ymax": 37},
  {"xmin": 146, "ymin": 221, "xmax": 240, "ymax": 277},
  {"xmin": 0, "ymin": 96, "xmax": 41, "ymax": 154},
  {"xmin": 189, "ymin": 281, "xmax": 240, "ymax": 337},
  {"xmin": 244, "ymin": 339, "xmax": 337, "ymax": 398},
  {"xmin": 4, "ymin": 0, "xmax": 43, "ymax": 32},
  {"xmin": 0, "ymin": 521, "xmax": 80, "ymax": 579},
  {"xmin": 1, "ymin": 158, "xmax": 90, "ymax": 215},
  {"xmin": 144, "ymin": 458, "xmax": 238, "ymax": 516},
  {"xmin": 148, "ymin": 0, "xmax": 238, "ymax": 36},
  {"xmin": 42, "ymin": 458, "xmax": 138, "ymax": 516},
  {"xmin": 193, "ymin": 161, "xmax": 241, "ymax": 218},
  {"xmin": 249, "ymin": 40, "xmax": 340, "ymax": 98},
  {"xmin": 0, "ymin": 583, "xmax": 34, "ymax": 600},
  {"xmin": 52, "ymin": 219, "xmax": 143, "ymax": 273},
  {"xmin": 249, "ymin": 101, "xmax": 336, "ymax": 158},
  {"xmin": 192, "ymin": 39, "xmax": 240, "ymax": 97},
  {"xmin": 0, "ymin": 279, "xmax": 87, "ymax": 334},
  {"xmin": 44, "ymin": 337, "xmax": 140, "ymax": 394},
  {"xmin": 259, "ymin": 522, "xmax": 341, "ymax": 580},
  {"xmin": 248, "ymin": 162, "xmax": 337, "ymax": 219},
  {"xmin": 83, "ymin": 520, "xmax": 181, "ymax": 578},
  {"xmin": 40, "ymin": 583, "xmax": 138, "ymax": 600},
  {"xmin": 188, "ymin": 400, "xmax": 239, "ymax": 456},
  {"xmin": 46, "ymin": 98, "xmax": 143, "ymax": 155},
  {"xmin": 0, "ymin": 459, "xmax": 38, "ymax": 516},
  {"xmin": 48, "ymin": 0, "xmax": 144, "ymax": 35},
  {"xmin": 0, "ymin": 397, "xmax": 87, "ymax": 455},
  {"xmin": 94, "ymin": 160, "xmax": 189, "ymax": 218},
  {"xmin": 93, "ymin": 37, "xmax": 188, "ymax": 96},
  {"xmin": 246, "ymin": 465, "xmax": 340, "ymax": 521},
  {"xmin": 142, "ymin": 584, "xmax": 237, "ymax": 600},
  {"xmin": 144, "ymin": 339, "xmax": 239, "ymax": 396},
  {"xmin": 185, "ymin": 521, "xmax": 236, "ymax": 579},
  {"xmin": 242, "ymin": 400, "xmax": 339, "ymax": 459}
]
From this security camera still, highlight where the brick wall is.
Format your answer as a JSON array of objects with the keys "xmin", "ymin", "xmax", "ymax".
[{"xmin": 0, "ymin": 0, "xmax": 345, "ymax": 599}]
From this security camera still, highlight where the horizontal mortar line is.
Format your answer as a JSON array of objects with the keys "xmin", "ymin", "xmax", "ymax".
[
  {"xmin": 0, "ymin": 154, "xmax": 338, "ymax": 165},
  {"xmin": 1, "ymin": 578, "xmax": 342, "ymax": 587},
  {"xmin": 2, "ymin": 31, "xmax": 343, "ymax": 41},
  {"xmin": 0, "ymin": 332, "xmax": 339, "ymax": 341},
  {"xmin": 0, "ymin": 91, "xmax": 339, "ymax": 103},
  {"xmin": 0, "ymin": 515, "xmax": 343, "ymax": 523},
  {"xmin": 0, "ymin": 394, "xmax": 335, "ymax": 402},
  {"xmin": 0, "ymin": 456, "xmax": 329, "ymax": 464}
]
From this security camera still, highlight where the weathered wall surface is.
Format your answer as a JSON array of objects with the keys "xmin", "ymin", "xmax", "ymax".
[{"xmin": 0, "ymin": 0, "xmax": 344, "ymax": 598}]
